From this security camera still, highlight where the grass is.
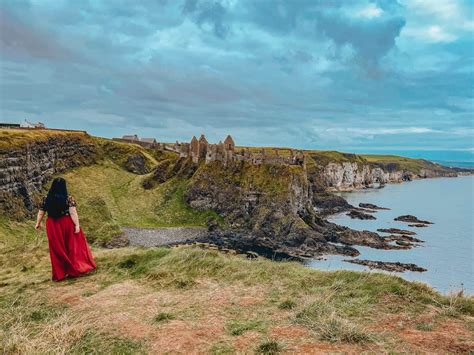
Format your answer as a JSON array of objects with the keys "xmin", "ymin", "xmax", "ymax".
[
  {"xmin": 306, "ymin": 150, "xmax": 368, "ymax": 167},
  {"xmin": 278, "ymin": 299, "xmax": 297, "ymax": 310},
  {"xmin": 255, "ymin": 340, "xmax": 283, "ymax": 354},
  {"xmin": 152, "ymin": 312, "xmax": 175, "ymax": 323},
  {"xmin": 0, "ymin": 235, "xmax": 473, "ymax": 353},
  {"xmin": 209, "ymin": 341, "xmax": 235, "ymax": 354},
  {"xmin": 226, "ymin": 319, "xmax": 266, "ymax": 336},
  {"xmin": 54, "ymin": 160, "xmax": 221, "ymax": 244},
  {"xmin": 1, "ymin": 129, "xmax": 473, "ymax": 352},
  {"xmin": 360, "ymin": 154, "xmax": 452, "ymax": 174},
  {"xmin": 0, "ymin": 128, "xmax": 91, "ymax": 149}
]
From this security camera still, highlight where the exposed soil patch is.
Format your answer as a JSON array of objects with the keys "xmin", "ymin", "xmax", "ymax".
[{"xmin": 372, "ymin": 314, "xmax": 474, "ymax": 353}]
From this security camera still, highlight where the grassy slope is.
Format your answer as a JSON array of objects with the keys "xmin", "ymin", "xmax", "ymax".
[
  {"xmin": 1, "ymin": 229, "xmax": 473, "ymax": 353},
  {"xmin": 42, "ymin": 161, "xmax": 221, "ymax": 244}
]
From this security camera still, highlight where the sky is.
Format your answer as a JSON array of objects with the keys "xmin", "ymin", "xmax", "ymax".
[{"xmin": 1, "ymin": 0, "xmax": 473, "ymax": 159}]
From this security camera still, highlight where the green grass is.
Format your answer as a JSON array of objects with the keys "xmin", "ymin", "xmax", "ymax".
[
  {"xmin": 226, "ymin": 319, "xmax": 266, "ymax": 336},
  {"xmin": 152, "ymin": 312, "xmax": 175, "ymax": 323},
  {"xmin": 278, "ymin": 299, "xmax": 297, "ymax": 310},
  {"xmin": 209, "ymin": 341, "xmax": 235, "ymax": 354},
  {"xmin": 306, "ymin": 150, "xmax": 368, "ymax": 167},
  {"xmin": 67, "ymin": 329, "xmax": 146, "ymax": 354},
  {"xmin": 360, "ymin": 154, "xmax": 452, "ymax": 174},
  {"xmin": 255, "ymin": 340, "xmax": 282, "ymax": 354},
  {"xmin": 416, "ymin": 322, "xmax": 434, "ymax": 331},
  {"xmin": 56, "ymin": 161, "xmax": 221, "ymax": 244}
]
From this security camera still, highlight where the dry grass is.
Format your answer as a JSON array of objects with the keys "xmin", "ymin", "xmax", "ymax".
[
  {"xmin": 0, "ymin": 128, "xmax": 91, "ymax": 149},
  {"xmin": 1, "ymin": 230, "xmax": 473, "ymax": 354}
]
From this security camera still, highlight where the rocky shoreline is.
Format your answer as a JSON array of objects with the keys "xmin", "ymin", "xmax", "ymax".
[{"xmin": 343, "ymin": 259, "xmax": 427, "ymax": 273}]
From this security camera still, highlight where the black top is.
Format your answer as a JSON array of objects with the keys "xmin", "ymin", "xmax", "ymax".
[{"xmin": 39, "ymin": 195, "xmax": 77, "ymax": 217}]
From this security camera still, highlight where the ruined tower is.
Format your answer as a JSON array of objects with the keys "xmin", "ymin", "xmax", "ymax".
[
  {"xmin": 190, "ymin": 136, "xmax": 199, "ymax": 163},
  {"xmin": 198, "ymin": 134, "xmax": 208, "ymax": 160},
  {"xmin": 224, "ymin": 135, "xmax": 235, "ymax": 151}
]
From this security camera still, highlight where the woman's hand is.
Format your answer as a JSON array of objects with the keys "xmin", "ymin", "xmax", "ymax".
[
  {"xmin": 74, "ymin": 225, "xmax": 81, "ymax": 234},
  {"xmin": 34, "ymin": 223, "xmax": 42, "ymax": 230}
]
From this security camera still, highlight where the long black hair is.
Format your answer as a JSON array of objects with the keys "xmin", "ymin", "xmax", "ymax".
[{"xmin": 44, "ymin": 177, "xmax": 68, "ymax": 219}]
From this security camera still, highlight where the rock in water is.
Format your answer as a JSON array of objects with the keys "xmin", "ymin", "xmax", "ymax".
[
  {"xmin": 377, "ymin": 228, "xmax": 417, "ymax": 235},
  {"xmin": 343, "ymin": 259, "xmax": 427, "ymax": 272},
  {"xmin": 346, "ymin": 210, "xmax": 376, "ymax": 220},
  {"xmin": 394, "ymin": 215, "xmax": 433, "ymax": 224},
  {"xmin": 408, "ymin": 224, "xmax": 429, "ymax": 228},
  {"xmin": 359, "ymin": 203, "xmax": 390, "ymax": 210},
  {"xmin": 384, "ymin": 234, "xmax": 424, "ymax": 243}
]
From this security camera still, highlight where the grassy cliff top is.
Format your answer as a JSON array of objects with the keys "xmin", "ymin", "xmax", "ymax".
[
  {"xmin": 306, "ymin": 150, "xmax": 368, "ymax": 167},
  {"xmin": 360, "ymin": 154, "xmax": 453, "ymax": 174},
  {"xmin": 0, "ymin": 128, "xmax": 91, "ymax": 149}
]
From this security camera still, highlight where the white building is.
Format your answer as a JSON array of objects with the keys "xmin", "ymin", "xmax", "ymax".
[{"xmin": 20, "ymin": 119, "xmax": 45, "ymax": 129}]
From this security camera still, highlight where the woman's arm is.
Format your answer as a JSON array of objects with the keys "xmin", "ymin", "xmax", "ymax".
[
  {"xmin": 35, "ymin": 210, "xmax": 45, "ymax": 230},
  {"xmin": 69, "ymin": 207, "xmax": 81, "ymax": 234}
]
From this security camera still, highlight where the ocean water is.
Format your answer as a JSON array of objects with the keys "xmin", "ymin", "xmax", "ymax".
[{"xmin": 308, "ymin": 176, "xmax": 474, "ymax": 295}]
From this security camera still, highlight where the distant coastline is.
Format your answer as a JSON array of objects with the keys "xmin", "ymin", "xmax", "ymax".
[{"xmin": 431, "ymin": 160, "xmax": 474, "ymax": 169}]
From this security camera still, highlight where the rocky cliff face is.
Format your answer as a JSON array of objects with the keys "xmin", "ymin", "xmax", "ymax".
[
  {"xmin": 317, "ymin": 161, "xmax": 457, "ymax": 191},
  {"xmin": 0, "ymin": 134, "xmax": 97, "ymax": 219},
  {"xmin": 182, "ymin": 160, "xmax": 397, "ymax": 259}
]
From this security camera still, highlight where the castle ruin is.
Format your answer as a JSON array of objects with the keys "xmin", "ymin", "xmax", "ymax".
[{"xmin": 172, "ymin": 134, "xmax": 305, "ymax": 167}]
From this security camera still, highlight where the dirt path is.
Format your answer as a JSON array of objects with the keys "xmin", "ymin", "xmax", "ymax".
[{"xmin": 121, "ymin": 227, "xmax": 207, "ymax": 247}]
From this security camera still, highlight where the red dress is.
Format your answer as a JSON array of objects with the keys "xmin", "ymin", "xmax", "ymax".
[{"xmin": 41, "ymin": 196, "xmax": 96, "ymax": 281}]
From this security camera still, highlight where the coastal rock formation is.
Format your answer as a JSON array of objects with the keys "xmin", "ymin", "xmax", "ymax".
[
  {"xmin": 346, "ymin": 210, "xmax": 376, "ymax": 220},
  {"xmin": 359, "ymin": 203, "xmax": 390, "ymax": 210},
  {"xmin": 344, "ymin": 259, "xmax": 427, "ymax": 273},
  {"xmin": 316, "ymin": 161, "xmax": 423, "ymax": 191},
  {"xmin": 313, "ymin": 192, "xmax": 353, "ymax": 216},
  {"xmin": 384, "ymin": 234, "xmax": 424, "ymax": 243},
  {"xmin": 306, "ymin": 152, "xmax": 459, "ymax": 192},
  {"xmin": 394, "ymin": 215, "xmax": 433, "ymax": 224},
  {"xmin": 181, "ymin": 159, "xmax": 404, "ymax": 258},
  {"xmin": 0, "ymin": 134, "xmax": 97, "ymax": 219},
  {"xmin": 377, "ymin": 228, "xmax": 417, "ymax": 236}
]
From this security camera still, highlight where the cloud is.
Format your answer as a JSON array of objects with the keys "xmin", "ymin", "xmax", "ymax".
[
  {"xmin": 355, "ymin": 4, "xmax": 384, "ymax": 19},
  {"xmin": 0, "ymin": 0, "xmax": 472, "ymax": 154},
  {"xmin": 403, "ymin": 25, "xmax": 457, "ymax": 43}
]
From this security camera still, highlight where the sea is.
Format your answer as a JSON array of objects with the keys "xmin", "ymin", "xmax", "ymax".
[{"xmin": 308, "ymin": 176, "xmax": 474, "ymax": 295}]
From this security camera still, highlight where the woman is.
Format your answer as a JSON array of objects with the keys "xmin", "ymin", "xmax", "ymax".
[{"xmin": 35, "ymin": 177, "xmax": 96, "ymax": 281}]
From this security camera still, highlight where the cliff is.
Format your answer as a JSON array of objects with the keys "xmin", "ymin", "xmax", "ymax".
[
  {"xmin": 0, "ymin": 130, "xmax": 98, "ymax": 219},
  {"xmin": 0, "ymin": 129, "xmax": 161, "ymax": 220},
  {"xmin": 176, "ymin": 159, "xmax": 396, "ymax": 258},
  {"xmin": 306, "ymin": 151, "xmax": 459, "ymax": 192}
]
